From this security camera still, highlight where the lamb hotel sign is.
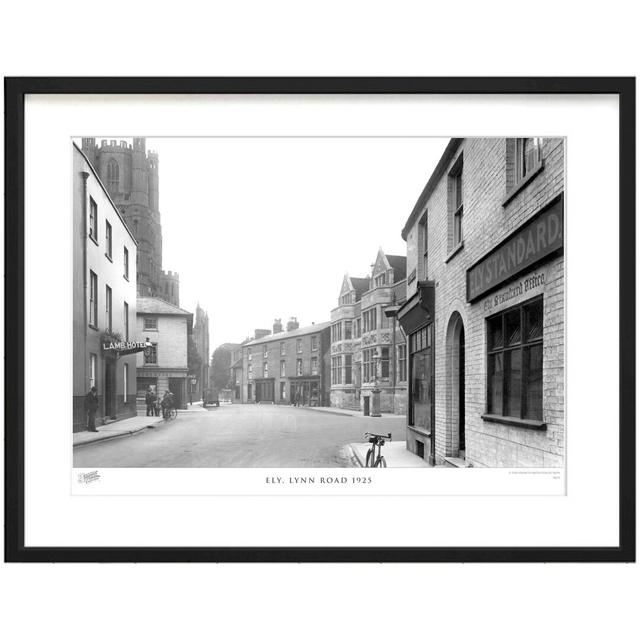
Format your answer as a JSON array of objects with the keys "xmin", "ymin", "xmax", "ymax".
[{"xmin": 466, "ymin": 196, "xmax": 563, "ymax": 303}]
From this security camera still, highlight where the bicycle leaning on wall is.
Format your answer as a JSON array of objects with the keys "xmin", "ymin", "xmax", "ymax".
[{"xmin": 363, "ymin": 432, "xmax": 392, "ymax": 467}]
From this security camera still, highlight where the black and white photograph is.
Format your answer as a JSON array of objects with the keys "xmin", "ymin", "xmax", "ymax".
[{"xmin": 72, "ymin": 135, "xmax": 565, "ymax": 472}]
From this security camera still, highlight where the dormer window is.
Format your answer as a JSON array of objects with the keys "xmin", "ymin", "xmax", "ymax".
[{"xmin": 374, "ymin": 273, "xmax": 386, "ymax": 287}]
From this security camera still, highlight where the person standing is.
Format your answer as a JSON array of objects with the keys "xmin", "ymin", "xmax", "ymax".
[
  {"xmin": 145, "ymin": 386, "xmax": 156, "ymax": 417},
  {"xmin": 84, "ymin": 386, "xmax": 99, "ymax": 432}
]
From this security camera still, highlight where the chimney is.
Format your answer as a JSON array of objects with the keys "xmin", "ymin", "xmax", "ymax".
[
  {"xmin": 273, "ymin": 318, "xmax": 283, "ymax": 334},
  {"xmin": 254, "ymin": 329, "xmax": 271, "ymax": 340},
  {"xmin": 286, "ymin": 317, "xmax": 299, "ymax": 332}
]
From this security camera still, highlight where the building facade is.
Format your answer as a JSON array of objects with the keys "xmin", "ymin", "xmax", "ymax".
[
  {"xmin": 80, "ymin": 137, "xmax": 180, "ymax": 305},
  {"xmin": 135, "ymin": 297, "xmax": 193, "ymax": 409},
  {"xmin": 73, "ymin": 144, "xmax": 138, "ymax": 432},
  {"xmin": 398, "ymin": 137, "xmax": 564, "ymax": 467},
  {"xmin": 240, "ymin": 319, "xmax": 331, "ymax": 405},
  {"xmin": 330, "ymin": 249, "xmax": 408, "ymax": 415}
]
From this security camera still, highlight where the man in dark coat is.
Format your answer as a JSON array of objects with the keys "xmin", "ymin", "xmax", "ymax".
[
  {"xmin": 145, "ymin": 386, "xmax": 156, "ymax": 417},
  {"xmin": 84, "ymin": 386, "xmax": 99, "ymax": 432}
]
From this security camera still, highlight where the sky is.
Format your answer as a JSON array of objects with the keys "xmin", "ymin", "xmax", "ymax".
[{"xmin": 147, "ymin": 136, "xmax": 449, "ymax": 349}]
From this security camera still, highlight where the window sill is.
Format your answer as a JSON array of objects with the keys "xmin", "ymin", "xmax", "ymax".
[
  {"xmin": 445, "ymin": 241, "xmax": 464, "ymax": 264},
  {"xmin": 481, "ymin": 413, "xmax": 546, "ymax": 430},
  {"xmin": 123, "ymin": 275, "xmax": 129, "ymax": 282},
  {"xmin": 89, "ymin": 235, "xmax": 99, "ymax": 247},
  {"xmin": 408, "ymin": 425, "xmax": 431, "ymax": 438},
  {"xmin": 105, "ymin": 253, "xmax": 113, "ymax": 263},
  {"xmin": 502, "ymin": 161, "xmax": 544, "ymax": 206},
  {"xmin": 88, "ymin": 324, "xmax": 99, "ymax": 331}
]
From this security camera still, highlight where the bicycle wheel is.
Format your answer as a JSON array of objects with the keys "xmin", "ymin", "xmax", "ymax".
[
  {"xmin": 171, "ymin": 408, "xmax": 178, "ymax": 420},
  {"xmin": 365, "ymin": 449, "xmax": 374, "ymax": 467},
  {"xmin": 375, "ymin": 456, "xmax": 387, "ymax": 468}
]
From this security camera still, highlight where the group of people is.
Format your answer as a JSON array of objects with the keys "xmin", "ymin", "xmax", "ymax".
[{"xmin": 145, "ymin": 387, "xmax": 175, "ymax": 419}]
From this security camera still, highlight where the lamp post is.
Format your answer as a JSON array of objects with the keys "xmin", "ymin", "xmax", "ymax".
[{"xmin": 371, "ymin": 349, "xmax": 381, "ymax": 417}]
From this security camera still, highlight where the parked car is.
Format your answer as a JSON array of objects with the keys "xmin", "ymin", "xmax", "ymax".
[{"xmin": 203, "ymin": 388, "xmax": 219, "ymax": 407}]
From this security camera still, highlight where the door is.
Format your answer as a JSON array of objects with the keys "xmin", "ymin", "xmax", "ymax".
[
  {"xmin": 459, "ymin": 327, "xmax": 466, "ymax": 455},
  {"xmin": 104, "ymin": 361, "xmax": 116, "ymax": 419}
]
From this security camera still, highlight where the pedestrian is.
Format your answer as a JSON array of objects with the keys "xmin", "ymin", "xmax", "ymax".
[
  {"xmin": 154, "ymin": 395, "xmax": 161, "ymax": 417},
  {"xmin": 145, "ymin": 386, "xmax": 156, "ymax": 417},
  {"xmin": 84, "ymin": 386, "xmax": 99, "ymax": 432}
]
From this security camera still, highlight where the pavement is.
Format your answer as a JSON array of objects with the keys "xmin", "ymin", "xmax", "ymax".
[
  {"xmin": 298, "ymin": 405, "xmax": 406, "ymax": 419},
  {"xmin": 348, "ymin": 440, "xmax": 431, "ymax": 468},
  {"xmin": 73, "ymin": 401, "xmax": 208, "ymax": 447}
]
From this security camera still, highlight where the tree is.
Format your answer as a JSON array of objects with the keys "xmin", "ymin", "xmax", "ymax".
[{"xmin": 210, "ymin": 344, "xmax": 234, "ymax": 391}]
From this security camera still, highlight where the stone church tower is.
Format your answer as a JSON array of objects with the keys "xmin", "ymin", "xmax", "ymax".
[{"xmin": 80, "ymin": 137, "xmax": 179, "ymax": 306}]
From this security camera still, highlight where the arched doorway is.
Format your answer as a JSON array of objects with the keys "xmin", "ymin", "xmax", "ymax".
[{"xmin": 446, "ymin": 312, "xmax": 466, "ymax": 459}]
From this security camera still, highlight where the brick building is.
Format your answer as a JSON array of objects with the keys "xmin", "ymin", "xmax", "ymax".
[
  {"xmin": 80, "ymin": 137, "xmax": 180, "ymax": 305},
  {"xmin": 330, "ymin": 249, "xmax": 407, "ymax": 414},
  {"xmin": 397, "ymin": 137, "xmax": 564, "ymax": 467},
  {"xmin": 73, "ymin": 143, "xmax": 138, "ymax": 431},
  {"xmin": 240, "ymin": 318, "xmax": 331, "ymax": 405},
  {"xmin": 135, "ymin": 297, "xmax": 193, "ymax": 409}
]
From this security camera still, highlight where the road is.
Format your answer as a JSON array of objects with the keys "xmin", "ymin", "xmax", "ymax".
[{"xmin": 73, "ymin": 404, "xmax": 407, "ymax": 468}]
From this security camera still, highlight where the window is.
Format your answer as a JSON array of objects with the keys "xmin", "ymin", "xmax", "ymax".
[
  {"xmin": 331, "ymin": 356, "xmax": 342, "ymax": 385},
  {"xmin": 345, "ymin": 354, "xmax": 352, "ymax": 384},
  {"xmin": 89, "ymin": 197, "xmax": 98, "ymax": 241},
  {"xmin": 124, "ymin": 302, "xmax": 129, "ymax": 340},
  {"xmin": 355, "ymin": 318, "xmax": 361, "ymax": 338},
  {"xmin": 374, "ymin": 273, "xmax": 386, "ymax": 287},
  {"xmin": 311, "ymin": 357, "xmax": 318, "ymax": 375},
  {"xmin": 248, "ymin": 364, "xmax": 253, "ymax": 379},
  {"xmin": 296, "ymin": 339, "xmax": 302, "ymax": 353},
  {"xmin": 124, "ymin": 246, "xmax": 129, "ymax": 279},
  {"xmin": 263, "ymin": 345, "xmax": 268, "ymax": 358},
  {"xmin": 106, "ymin": 159, "xmax": 119, "ymax": 191},
  {"xmin": 89, "ymin": 353, "xmax": 97, "ymax": 388},
  {"xmin": 362, "ymin": 308, "xmax": 377, "ymax": 333},
  {"xmin": 420, "ymin": 213, "xmax": 428, "ymax": 278},
  {"xmin": 331, "ymin": 323, "xmax": 343, "ymax": 342},
  {"xmin": 397, "ymin": 344, "xmax": 407, "ymax": 382},
  {"xmin": 449, "ymin": 155, "xmax": 463, "ymax": 248},
  {"xmin": 516, "ymin": 138, "xmax": 542, "ymax": 182},
  {"xmin": 143, "ymin": 316, "xmax": 157, "ymax": 331},
  {"xmin": 247, "ymin": 348, "xmax": 252, "ymax": 361},
  {"xmin": 144, "ymin": 342, "xmax": 158, "ymax": 364},
  {"xmin": 280, "ymin": 360, "xmax": 286, "ymax": 377},
  {"xmin": 362, "ymin": 349, "xmax": 371, "ymax": 383},
  {"xmin": 381, "ymin": 307, "xmax": 389, "ymax": 328},
  {"xmin": 311, "ymin": 335, "xmax": 318, "ymax": 351},
  {"xmin": 340, "ymin": 293, "xmax": 352, "ymax": 305},
  {"xmin": 486, "ymin": 297, "xmax": 544, "ymax": 422},
  {"xmin": 263, "ymin": 362, "xmax": 268, "ymax": 378},
  {"xmin": 280, "ymin": 381, "xmax": 286, "ymax": 400},
  {"xmin": 280, "ymin": 342, "xmax": 286, "ymax": 356},
  {"xmin": 123, "ymin": 364, "xmax": 129, "ymax": 403},
  {"xmin": 89, "ymin": 271, "xmax": 98, "ymax": 328},
  {"xmin": 380, "ymin": 347, "xmax": 390, "ymax": 379},
  {"xmin": 296, "ymin": 359, "xmax": 303, "ymax": 376},
  {"xmin": 105, "ymin": 285, "xmax": 112, "ymax": 332},
  {"xmin": 105, "ymin": 220, "xmax": 112, "ymax": 259},
  {"xmin": 344, "ymin": 322, "xmax": 352, "ymax": 340}
]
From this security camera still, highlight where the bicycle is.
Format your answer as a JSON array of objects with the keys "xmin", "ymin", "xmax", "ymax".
[
  {"xmin": 163, "ymin": 406, "xmax": 178, "ymax": 420},
  {"xmin": 364, "ymin": 432, "xmax": 392, "ymax": 467}
]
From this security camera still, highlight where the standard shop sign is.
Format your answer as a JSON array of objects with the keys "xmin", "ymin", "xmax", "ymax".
[{"xmin": 466, "ymin": 197, "xmax": 563, "ymax": 302}]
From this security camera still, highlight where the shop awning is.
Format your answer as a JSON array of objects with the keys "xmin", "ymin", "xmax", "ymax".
[{"xmin": 397, "ymin": 280, "xmax": 435, "ymax": 335}]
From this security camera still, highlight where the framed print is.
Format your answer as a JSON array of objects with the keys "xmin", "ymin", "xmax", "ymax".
[{"xmin": 4, "ymin": 77, "xmax": 635, "ymax": 562}]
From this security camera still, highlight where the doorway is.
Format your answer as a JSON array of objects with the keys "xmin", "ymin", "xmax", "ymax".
[
  {"xmin": 104, "ymin": 361, "xmax": 116, "ymax": 419},
  {"xmin": 446, "ymin": 312, "xmax": 466, "ymax": 459}
]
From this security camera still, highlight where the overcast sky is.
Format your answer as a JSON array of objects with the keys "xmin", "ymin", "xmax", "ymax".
[{"xmin": 146, "ymin": 136, "xmax": 449, "ymax": 349}]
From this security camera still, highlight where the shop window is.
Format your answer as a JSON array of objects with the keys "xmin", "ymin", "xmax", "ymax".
[
  {"xmin": 144, "ymin": 316, "xmax": 157, "ymax": 331},
  {"xmin": 486, "ymin": 297, "xmax": 544, "ymax": 422},
  {"xmin": 144, "ymin": 343, "xmax": 158, "ymax": 365}
]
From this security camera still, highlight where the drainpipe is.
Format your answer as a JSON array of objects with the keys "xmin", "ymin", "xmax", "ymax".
[{"xmin": 81, "ymin": 171, "xmax": 90, "ymax": 396}]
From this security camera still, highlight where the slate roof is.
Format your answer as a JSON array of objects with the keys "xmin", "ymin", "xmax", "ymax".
[
  {"xmin": 137, "ymin": 296, "xmax": 193, "ymax": 316},
  {"xmin": 350, "ymin": 277, "xmax": 371, "ymax": 301},
  {"xmin": 386, "ymin": 254, "xmax": 407, "ymax": 282},
  {"xmin": 245, "ymin": 320, "xmax": 331, "ymax": 347}
]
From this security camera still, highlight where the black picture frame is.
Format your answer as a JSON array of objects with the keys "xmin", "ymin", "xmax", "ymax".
[{"xmin": 4, "ymin": 77, "xmax": 635, "ymax": 563}]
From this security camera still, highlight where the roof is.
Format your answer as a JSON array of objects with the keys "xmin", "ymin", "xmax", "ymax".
[
  {"xmin": 136, "ymin": 296, "xmax": 193, "ymax": 316},
  {"xmin": 386, "ymin": 254, "xmax": 407, "ymax": 282},
  {"xmin": 401, "ymin": 138, "xmax": 462, "ymax": 240},
  {"xmin": 244, "ymin": 320, "xmax": 331, "ymax": 346},
  {"xmin": 350, "ymin": 277, "xmax": 371, "ymax": 300}
]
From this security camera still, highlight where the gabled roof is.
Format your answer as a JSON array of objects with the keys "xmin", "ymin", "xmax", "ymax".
[
  {"xmin": 386, "ymin": 254, "xmax": 407, "ymax": 282},
  {"xmin": 349, "ymin": 277, "xmax": 371, "ymax": 300},
  {"xmin": 137, "ymin": 296, "xmax": 192, "ymax": 316},
  {"xmin": 245, "ymin": 320, "xmax": 331, "ymax": 346}
]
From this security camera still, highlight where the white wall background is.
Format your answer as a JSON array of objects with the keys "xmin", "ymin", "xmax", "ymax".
[{"xmin": 1, "ymin": 2, "xmax": 638, "ymax": 640}]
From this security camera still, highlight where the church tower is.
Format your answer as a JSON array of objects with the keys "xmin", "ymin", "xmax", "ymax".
[{"xmin": 80, "ymin": 136, "xmax": 179, "ymax": 305}]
